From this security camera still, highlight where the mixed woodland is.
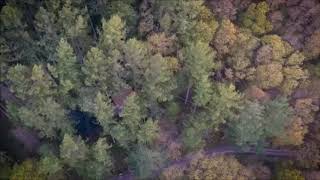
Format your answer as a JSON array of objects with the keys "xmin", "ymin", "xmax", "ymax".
[{"xmin": 0, "ymin": 0, "xmax": 320, "ymax": 179}]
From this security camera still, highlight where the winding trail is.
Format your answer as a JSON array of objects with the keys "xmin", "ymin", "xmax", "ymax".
[{"xmin": 114, "ymin": 145, "xmax": 297, "ymax": 180}]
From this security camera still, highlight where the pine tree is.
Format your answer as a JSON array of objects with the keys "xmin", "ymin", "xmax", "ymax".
[
  {"xmin": 99, "ymin": 15, "xmax": 126, "ymax": 53},
  {"xmin": 183, "ymin": 41, "xmax": 216, "ymax": 107},
  {"xmin": 60, "ymin": 134, "xmax": 88, "ymax": 169},
  {"xmin": 17, "ymin": 98, "xmax": 73, "ymax": 139},
  {"xmin": 48, "ymin": 38, "xmax": 80, "ymax": 94},
  {"xmin": 263, "ymin": 97, "xmax": 293, "ymax": 137},
  {"xmin": 7, "ymin": 64, "xmax": 32, "ymax": 100},
  {"xmin": 39, "ymin": 154, "xmax": 62, "ymax": 177},
  {"xmin": 128, "ymin": 145, "xmax": 166, "ymax": 179},
  {"xmin": 10, "ymin": 160, "xmax": 46, "ymax": 180},
  {"xmin": 229, "ymin": 98, "xmax": 292, "ymax": 148},
  {"xmin": 208, "ymin": 83, "xmax": 243, "ymax": 128},
  {"xmin": 85, "ymin": 138, "xmax": 112, "ymax": 179},
  {"xmin": 82, "ymin": 47, "xmax": 112, "ymax": 91},
  {"xmin": 229, "ymin": 101, "xmax": 265, "ymax": 147},
  {"xmin": 143, "ymin": 54, "xmax": 177, "ymax": 102},
  {"xmin": 124, "ymin": 38, "xmax": 149, "ymax": 89},
  {"xmin": 182, "ymin": 113, "xmax": 209, "ymax": 151},
  {"xmin": 95, "ymin": 92, "xmax": 114, "ymax": 134},
  {"xmin": 137, "ymin": 118, "xmax": 159, "ymax": 145},
  {"xmin": 122, "ymin": 94, "xmax": 143, "ymax": 134}
]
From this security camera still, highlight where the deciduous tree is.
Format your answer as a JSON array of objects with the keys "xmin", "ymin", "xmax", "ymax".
[{"xmin": 241, "ymin": 2, "xmax": 273, "ymax": 35}]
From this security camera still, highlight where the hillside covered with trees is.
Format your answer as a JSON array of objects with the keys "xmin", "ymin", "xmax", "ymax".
[{"xmin": 0, "ymin": 0, "xmax": 320, "ymax": 179}]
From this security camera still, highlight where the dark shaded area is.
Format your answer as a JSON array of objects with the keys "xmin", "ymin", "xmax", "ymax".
[
  {"xmin": 0, "ymin": 103, "xmax": 34, "ymax": 162},
  {"xmin": 69, "ymin": 109, "xmax": 102, "ymax": 142}
]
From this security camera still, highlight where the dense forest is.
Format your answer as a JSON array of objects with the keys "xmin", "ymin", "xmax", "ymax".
[{"xmin": 0, "ymin": 0, "xmax": 320, "ymax": 179}]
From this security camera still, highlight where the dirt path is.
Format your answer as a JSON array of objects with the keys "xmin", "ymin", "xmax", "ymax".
[{"xmin": 114, "ymin": 145, "xmax": 296, "ymax": 180}]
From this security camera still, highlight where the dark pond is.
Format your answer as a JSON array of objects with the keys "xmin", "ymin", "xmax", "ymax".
[{"xmin": 69, "ymin": 109, "xmax": 102, "ymax": 142}]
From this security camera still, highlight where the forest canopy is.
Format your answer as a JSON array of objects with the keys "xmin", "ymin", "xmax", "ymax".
[{"xmin": 0, "ymin": 0, "xmax": 320, "ymax": 179}]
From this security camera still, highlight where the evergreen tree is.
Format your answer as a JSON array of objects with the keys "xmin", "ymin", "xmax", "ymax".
[
  {"xmin": 183, "ymin": 41, "xmax": 216, "ymax": 107},
  {"xmin": 229, "ymin": 101, "xmax": 265, "ymax": 147},
  {"xmin": 84, "ymin": 138, "xmax": 112, "ymax": 179},
  {"xmin": 94, "ymin": 92, "xmax": 114, "ymax": 134},
  {"xmin": 182, "ymin": 113, "xmax": 209, "ymax": 151},
  {"xmin": 229, "ymin": 98, "xmax": 293, "ymax": 148},
  {"xmin": 121, "ymin": 93, "xmax": 143, "ymax": 134},
  {"xmin": 128, "ymin": 145, "xmax": 166, "ymax": 179},
  {"xmin": 48, "ymin": 38, "xmax": 80, "ymax": 94},
  {"xmin": 10, "ymin": 160, "xmax": 46, "ymax": 180},
  {"xmin": 208, "ymin": 84, "xmax": 243, "ymax": 128},
  {"xmin": 124, "ymin": 38, "xmax": 149, "ymax": 89},
  {"xmin": 17, "ymin": 98, "xmax": 73, "ymax": 139},
  {"xmin": 82, "ymin": 47, "xmax": 112, "ymax": 91},
  {"xmin": 60, "ymin": 134, "xmax": 88, "ymax": 169},
  {"xmin": 99, "ymin": 15, "xmax": 126, "ymax": 53},
  {"xmin": 143, "ymin": 54, "xmax": 177, "ymax": 102}
]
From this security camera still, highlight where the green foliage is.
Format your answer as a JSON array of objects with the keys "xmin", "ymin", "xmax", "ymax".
[
  {"xmin": 124, "ymin": 38, "xmax": 149, "ymax": 88},
  {"xmin": 39, "ymin": 154, "xmax": 62, "ymax": 177},
  {"xmin": 85, "ymin": 138, "xmax": 112, "ymax": 179},
  {"xmin": 60, "ymin": 135, "xmax": 112, "ymax": 180},
  {"xmin": 82, "ymin": 47, "xmax": 112, "ymax": 91},
  {"xmin": 110, "ymin": 93, "xmax": 159, "ymax": 148},
  {"xmin": 7, "ymin": 64, "xmax": 56, "ymax": 99},
  {"xmin": 58, "ymin": 0, "xmax": 88, "ymax": 39},
  {"xmin": 261, "ymin": 35, "xmax": 293, "ymax": 62},
  {"xmin": 95, "ymin": 92, "xmax": 114, "ymax": 134},
  {"xmin": 128, "ymin": 145, "xmax": 166, "ymax": 179},
  {"xmin": 0, "ymin": 4, "xmax": 22, "ymax": 28},
  {"xmin": 99, "ymin": 15, "xmax": 126, "ymax": 52},
  {"xmin": 208, "ymin": 84, "xmax": 243, "ymax": 127},
  {"xmin": 143, "ymin": 54, "xmax": 177, "ymax": 102},
  {"xmin": 241, "ymin": 2, "xmax": 272, "ymax": 35},
  {"xmin": 137, "ymin": 118, "xmax": 159, "ymax": 145},
  {"xmin": 154, "ymin": 0, "xmax": 218, "ymax": 44},
  {"xmin": 176, "ymin": 0, "xmax": 218, "ymax": 44},
  {"xmin": 182, "ymin": 113, "xmax": 209, "ymax": 151},
  {"xmin": 105, "ymin": 0, "xmax": 138, "ymax": 32},
  {"xmin": 48, "ymin": 38, "xmax": 80, "ymax": 94},
  {"xmin": 60, "ymin": 134, "xmax": 88, "ymax": 170},
  {"xmin": 17, "ymin": 98, "xmax": 73, "ymax": 139},
  {"xmin": 193, "ymin": 77, "xmax": 213, "ymax": 107},
  {"xmin": 7, "ymin": 64, "xmax": 32, "ymax": 99},
  {"xmin": 10, "ymin": 160, "xmax": 45, "ymax": 180},
  {"xmin": 183, "ymin": 41, "xmax": 216, "ymax": 106},
  {"xmin": 184, "ymin": 41, "xmax": 216, "ymax": 82},
  {"xmin": 165, "ymin": 101, "xmax": 181, "ymax": 118},
  {"xmin": 263, "ymin": 97, "xmax": 293, "ymax": 137},
  {"xmin": 1, "ymin": 1, "xmax": 316, "ymax": 179},
  {"xmin": 229, "ymin": 101, "xmax": 265, "ymax": 147},
  {"xmin": 122, "ymin": 94, "xmax": 144, "ymax": 134},
  {"xmin": 229, "ymin": 98, "xmax": 293, "ymax": 148},
  {"xmin": 0, "ymin": 152, "xmax": 12, "ymax": 180},
  {"xmin": 226, "ymin": 30, "xmax": 259, "ymax": 81}
]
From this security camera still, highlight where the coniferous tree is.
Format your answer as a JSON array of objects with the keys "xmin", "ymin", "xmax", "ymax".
[
  {"xmin": 82, "ymin": 47, "xmax": 111, "ymax": 91},
  {"xmin": 143, "ymin": 53, "xmax": 177, "ymax": 102},
  {"xmin": 99, "ymin": 15, "xmax": 126, "ymax": 53},
  {"xmin": 48, "ymin": 38, "xmax": 80, "ymax": 94},
  {"xmin": 94, "ymin": 92, "xmax": 114, "ymax": 134}
]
